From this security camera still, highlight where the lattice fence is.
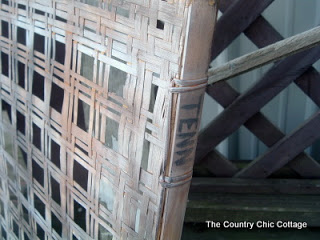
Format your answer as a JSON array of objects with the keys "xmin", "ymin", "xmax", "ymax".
[
  {"xmin": 195, "ymin": 0, "xmax": 320, "ymax": 179},
  {"xmin": 0, "ymin": 0, "xmax": 217, "ymax": 239}
]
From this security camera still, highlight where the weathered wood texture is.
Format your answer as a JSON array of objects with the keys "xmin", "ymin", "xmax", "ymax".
[
  {"xmin": 187, "ymin": 177, "xmax": 320, "ymax": 226},
  {"xmin": 196, "ymin": 0, "xmax": 320, "ymax": 179},
  {"xmin": 242, "ymin": 11, "xmax": 320, "ymax": 108},
  {"xmin": 236, "ymin": 111, "xmax": 320, "ymax": 178},
  {"xmin": 211, "ymin": 0, "xmax": 274, "ymax": 59},
  {"xmin": 187, "ymin": 0, "xmax": 320, "ymax": 228},
  {"xmin": 193, "ymin": 160, "xmax": 301, "ymax": 178},
  {"xmin": 219, "ymin": 0, "xmax": 320, "ymax": 104},
  {"xmin": 158, "ymin": 1, "xmax": 218, "ymax": 239},
  {"xmin": 190, "ymin": 178, "xmax": 320, "ymax": 194},
  {"xmin": 208, "ymin": 25, "xmax": 320, "ymax": 84},
  {"xmin": 197, "ymin": 45, "xmax": 320, "ymax": 163},
  {"xmin": 204, "ymin": 81, "xmax": 320, "ymax": 178},
  {"xmin": 185, "ymin": 192, "xmax": 320, "ymax": 226},
  {"xmin": 217, "ymin": 0, "xmax": 320, "ymax": 108},
  {"xmin": 201, "ymin": 150, "xmax": 238, "ymax": 177},
  {"xmin": 196, "ymin": 1, "xmax": 320, "ymax": 178},
  {"xmin": 0, "ymin": 0, "xmax": 217, "ymax": 239}
]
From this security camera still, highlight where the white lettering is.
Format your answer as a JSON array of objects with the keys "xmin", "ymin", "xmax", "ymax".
[{"xmin": 277, "ymin": 221, "xmax": 308, "ymax": 229}]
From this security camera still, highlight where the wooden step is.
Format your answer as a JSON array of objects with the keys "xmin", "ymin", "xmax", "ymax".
[{"xmin": 185, "ymin": 178, "xmax": 320, "ymax": 227}]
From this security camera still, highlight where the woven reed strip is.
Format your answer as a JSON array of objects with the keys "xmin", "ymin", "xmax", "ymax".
[{"xmin": 0, "ymin": 0, "xmax": 207, "ymax": 239}]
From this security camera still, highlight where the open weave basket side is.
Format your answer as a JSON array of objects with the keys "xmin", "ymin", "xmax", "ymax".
[{"xmin": 0, "ymin": 0, "xmax": 217, "ymax": 239}]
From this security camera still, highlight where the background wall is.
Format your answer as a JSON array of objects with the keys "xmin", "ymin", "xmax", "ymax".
[{"xmin": 200, "ymin": 0, "xmax": 320, "ymax": 161}]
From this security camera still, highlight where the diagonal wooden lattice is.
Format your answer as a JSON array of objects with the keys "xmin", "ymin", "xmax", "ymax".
[
  {"xmin": 196, "ymin": 0, "xmax": 320, "ymax": 179},
  {"xmin": 0, "ymin": 0, "xmax": 217, "ymax": 239}
]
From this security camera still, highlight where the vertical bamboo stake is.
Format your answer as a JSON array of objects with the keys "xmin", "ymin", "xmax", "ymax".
[{"xmin": 158, "ymin": 1, "xmax": 219, "ymax": 239}]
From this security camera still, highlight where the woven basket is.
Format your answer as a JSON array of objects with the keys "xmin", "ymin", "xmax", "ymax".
[{"xmin": 0, "ymin": 0, "xmax": 217, "ymax": 239}]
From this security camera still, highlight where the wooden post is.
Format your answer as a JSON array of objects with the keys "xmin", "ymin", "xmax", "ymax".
[{"xmin": 158, "ymin": 1, "xmax": 218, "ymax": 239}]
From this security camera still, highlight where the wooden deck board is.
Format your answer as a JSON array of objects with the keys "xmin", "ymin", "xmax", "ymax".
[
  {"xmin": 190, "ymin": 178, "xmax": 320, "ymax": 194},
  {"xmin": 186, "ymin": 179, "xmax": 320, "ymax": 226}
]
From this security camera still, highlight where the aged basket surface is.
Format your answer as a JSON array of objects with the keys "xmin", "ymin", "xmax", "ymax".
[{"xmin": 0, "ymin": 0, "xmax": 217, "ymax": 239}]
